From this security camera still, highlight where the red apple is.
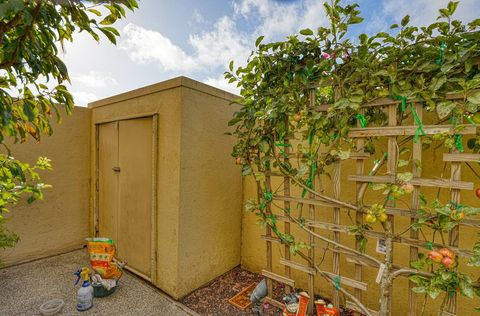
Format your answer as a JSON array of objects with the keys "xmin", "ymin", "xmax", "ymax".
[
  {"xmin": 441, "ymin": 256, "xmax": 455, "ymax": 269},
  {"xmin": 438, "ymin": 248, "xmax": 455, "ymax": 259},
  {"xmin": 401, "ymin": 183, "xmax": 414, "ymax": 194},
  {"xmin": 476, "ymin": 188, "xmax": 480, "ymax": 198},
  {"xmin": 427, "ymin": 250, "xmax": 443, "ymax": 263}
]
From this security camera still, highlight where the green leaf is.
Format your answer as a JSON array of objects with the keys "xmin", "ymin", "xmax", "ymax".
[
  {"xmin": 410, "ymin": 275, "xmax": 428, "ymax": 284},
  {"xmin": 253, "ymin": 172, "xmax": 265, "ymax": 181},
  {"xmin": 467, "ymin": 91, "xmax": 480, "ymax": 105},
  {"xmin": 439, "ymin": 8, "xmax": 450, "ymax": 18},
  {"xmin": 427, "ymin": 288, "xmax": 442, "ymax": 299},
  {"xmin": 447, "ymin": 1, "xmax": 459, "ymax": 14},
  {"xmin": 99, "ymin": 28, "xmax": 117, "ymax": 44},
  {"xmin": 242, "ymin": 165, "xmax": 252, "ymax": 176},
  {"xmin": 258, "ymin": 141, "xmax": 270, "ymax": 153},
  {"xmin": 299, "ymin": 28, "xmax": 314, "ymax": 36},
  {"xmin": 430, "ymin": 75, "xmax": 447, "ymax": 92},
  {"xmin": 436, "ymin": 101, "xmax": 456, "ymax": 119},
  {"xmin": 87, "ymin": 8, "xmax": 102, "ymax": 16},
  {"xmin": 397, "ymin": 159, "xmax": 409, "ymax": 167},
  {"xmin": 100, "ymin": 26, "xmax": 120, "ymax": 36},
  {"xmin": 465, "ymin": 102, "xmax": 478, "ymax": 113},
  {"xmin": 372, "ymin": 184, "xmax": 387, "ymax": 191},
  {"xmin": 255, "ymin": 36, "xmax": 264, "ymax": 47},
  {"xmin": 100, "ymin": 14, "xmax": 117, "ymax": 25},
  {"xmin": 397, "ymin": 172, "xmax": 413, "ymax": 182},
  {"xmin": 401, "ymin": 15, "xmax": 410, "ymax": 27},
  {"xmin": 460, "ymin": 279, "xmax": 475, "ymax": 298},
  {"xmin": 411, "ymin": 286, "xmax": 426, "ymax": 294},
  {"xmin": 348, "ymin": 16, "xmax": 363, "ymax": 24}
]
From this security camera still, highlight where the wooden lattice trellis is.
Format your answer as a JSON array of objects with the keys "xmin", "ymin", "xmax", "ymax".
[{"xmin": 258, "ymin": 93, "xmax": 479, "ymax": 316}]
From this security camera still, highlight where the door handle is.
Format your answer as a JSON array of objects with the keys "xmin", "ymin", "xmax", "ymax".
[{"xmin": 112, "ymin": 166, "xmax": 121, "ymax": 172}]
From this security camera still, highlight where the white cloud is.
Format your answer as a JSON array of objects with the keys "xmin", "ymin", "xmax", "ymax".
[
  {"xmin": 119, "ymin": 0, "xmax": 329, "ymax": 77},
  {"xmin": 235, "ymin": 0, "xmax": 298, "ymax": 38},
  {"xmin": 189, "ymin": 16, "xmax": 250, "ymax": 70},
  {"xmin": 379, "ymin": 0, "xmax": 479, "ymax": 27},
  {"xmin": 73, "ymin": 91, "xmax": 98, "ymax": 106},
  {"xmin": 72, "ymin": 71, "xmax": 118, "ymax": 88},
  {"xmin": 191, "ymin": 8, "xmax": 206, "ymax": 24},
  {"xmin": 120, "ymin": 23, "xmax": 197, "ymax": 72},
  {"xmin": 203, "ymin": 75, "xmax": 240, "ymax": 95},
  {"xmin": 120, "ymin": 16, "xmax": 251, "ymax": 74}
]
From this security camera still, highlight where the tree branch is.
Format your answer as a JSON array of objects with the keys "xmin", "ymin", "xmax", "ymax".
[{"xmin": 296, "ymin": 250, "xmax": 374, "ymax": 316}]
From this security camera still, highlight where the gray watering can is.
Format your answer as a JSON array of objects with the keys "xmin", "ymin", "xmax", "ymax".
[{"xmin": 250, "ymin": 278, "xmax": 268, "ymax": 303}]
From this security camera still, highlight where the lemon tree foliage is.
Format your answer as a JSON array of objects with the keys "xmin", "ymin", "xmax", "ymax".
[
  {"xmin": 0, "ymin": 0, "xmax": 138, "ymax": 264},
  {"xmin": 226, "ymin": 0, "xmax": 480, "ymax": 314}
]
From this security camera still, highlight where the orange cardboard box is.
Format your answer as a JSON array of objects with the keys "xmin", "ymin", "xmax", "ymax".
[
  {"xmin": 315, "ymin": 300, "xmax": 326, "ymax": 315},
  {"xmin": 296, "ymin": 292, "xmax": 309, "ymax": 316}
]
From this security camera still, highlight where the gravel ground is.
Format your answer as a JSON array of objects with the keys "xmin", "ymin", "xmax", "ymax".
[{"xmin": 0, "ymin": 249, "xmax": 195, "ymax": 316}]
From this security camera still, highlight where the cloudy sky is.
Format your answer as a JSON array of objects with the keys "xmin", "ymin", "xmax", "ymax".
[{"xmin": 62, "ymin": 0, "xmax": 480, "ymax": 106}]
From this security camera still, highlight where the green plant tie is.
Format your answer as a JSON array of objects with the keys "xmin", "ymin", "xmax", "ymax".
[
  {"xmin": 308, "ymin": 127, "xmax": 314, "ymax": 145},
  {"xmin": 436, "ymin": 42, "xmax": 446, "ymax": 65},
  {"xmin": 450, "ymin": 201, "xmax": 462, "ymax": 209},
  {"xmin": 260, "ymin": 201, "xmax": 266, "ymax": 211},
  {"xmin": 394, "ymin": 95, "xmax": 407, "ymax": 112},
  {"xmin": 464, "ymin": 114, "xmax": 477, "ymax": 127},
  {"xmin": 275, "ymin": 143, "xmax": 292, "ymax": 147},
  {"xmin": 355, "ymin": 114, "xmax": 367, "ymax": 128},
  {"xmin": 299, "ymin": 217, "xmax": 305, "ymax": 228},
  {"xmin": 302, "ymin": 160, "xmax": 317, "ymax": 198},
  {"xmin": 264, "ymin": 191, "xmax": 272, "ymax": 202},
  {"xmin": 275, "ymin": 132, "xmax": 289, "ymax": 158},
  {"xmin": 425, "ymin": 242, "xmax": 434, "ymax": 250},
  {"xmin": 454, "ymin": 134, "xmax": 464, "ymax": 152},
  {"xmin": 410, "ymin": 103, "xmax": 425, "ymax": 143},
  {"xmin": 310, "ymin": 161, "xmax": 317, "ymax": 185},
  {"xmin": 333, "ymin": 275, "xmax": 341, "ymax": 291}
]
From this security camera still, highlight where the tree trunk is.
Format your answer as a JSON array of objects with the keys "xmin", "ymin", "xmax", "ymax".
[{"xmin": 379, "ymin": 220, "xmax": 394, "ymax": 316}]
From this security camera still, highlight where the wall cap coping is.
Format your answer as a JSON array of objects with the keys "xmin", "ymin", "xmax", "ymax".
[{"xmin": 88, "ymin": 76, "xmax": 240, "ymax": 109}]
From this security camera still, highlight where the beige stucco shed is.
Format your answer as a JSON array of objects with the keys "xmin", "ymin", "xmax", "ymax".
[
  {"xmin": 88, "ymin": 76, "xmax": 243, "ymax": 299},
  {"xmin": 2, "ymin": 76, "xmax": 242, "ymax": 300}
]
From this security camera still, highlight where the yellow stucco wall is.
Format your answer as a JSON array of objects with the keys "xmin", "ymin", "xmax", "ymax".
[
  {"xmin": 178, "ymin": 83, "xmax": 242, "ymax": 296},
  {"xmin": 89, "ymin": 77, "xmax": 242, "ymax": 299},
  {"xmin": 2, "ymin": 107, "xmax": 91, "ymax": 266},
  {"xmin": 241, "ymin": 129, "xmax": 480, "ymax": 315}
]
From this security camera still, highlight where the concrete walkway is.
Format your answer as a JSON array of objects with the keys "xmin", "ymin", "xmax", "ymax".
[{"xmin": 0, "ymin": 249, "xmax": 196, "ymax": 316}]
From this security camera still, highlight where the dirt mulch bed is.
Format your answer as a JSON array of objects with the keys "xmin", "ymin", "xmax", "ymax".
[
  {"xmin": 181, "ymin": 266, "xmax": 356, "ymax": 316},
  {"xmin": 181, "ymin": 266, "xmax": 282, "ymax": 315}
]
